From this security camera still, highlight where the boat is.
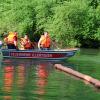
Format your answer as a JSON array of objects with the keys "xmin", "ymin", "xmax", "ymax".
[{"xmin": 1, "ymin": 48, "xmax": 78, "ymax": 60}]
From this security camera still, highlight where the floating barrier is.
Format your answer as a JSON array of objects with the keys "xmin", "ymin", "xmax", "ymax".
[{"xmin": 54, "ymin": 64, "xmax": 100, "ymax": 88}]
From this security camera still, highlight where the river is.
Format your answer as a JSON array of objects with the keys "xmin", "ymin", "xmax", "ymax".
[{"xmin": 0, "ymin": 48, "xmax": 100, "ymax": 100}]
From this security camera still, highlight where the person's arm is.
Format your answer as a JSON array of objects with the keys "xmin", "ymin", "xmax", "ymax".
[
  {"xmin": 14, "ymin": 37, "xmax": 17, "ymax": 46},
  {"xmin": 14, "ymin": 36, "xmax": 18, "ymax": 49},
  {"xmin": 38, "ymin": 39, "xmax": 41, "ymax": 49},
  {"xmin": 14, "ymin": 41, "xmax": 17, "ymax": 46},
  {"xmin": 14, "ymin": 40, "xmax": 19, "ymax": 49}
]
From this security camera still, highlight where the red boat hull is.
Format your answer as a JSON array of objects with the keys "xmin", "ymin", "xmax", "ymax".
[{"xmin": 1, "ymin": 49, "xmax": 78, "ymax": 60}]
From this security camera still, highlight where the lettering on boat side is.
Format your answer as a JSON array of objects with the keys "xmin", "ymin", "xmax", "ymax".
[{"xmin": 10, "ymin": 52, "xmax": 53, "ymax": 58}]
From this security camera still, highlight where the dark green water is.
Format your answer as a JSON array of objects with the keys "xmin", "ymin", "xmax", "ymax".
[{"xmin": 0, "ymin": 49, "xmax": 100, "ymax": 100}]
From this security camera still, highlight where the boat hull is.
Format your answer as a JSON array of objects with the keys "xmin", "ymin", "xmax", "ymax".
[{"xmin": 1, "ymin": 49, "xmax": 77, "ymax": 60}]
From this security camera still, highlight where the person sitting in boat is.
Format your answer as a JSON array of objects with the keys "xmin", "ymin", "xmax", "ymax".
[
  {"xmin": 4, "ymin": 32, "xmax": 18, "ymax": 49},
  {"xmin": 38, "ymin": 32, "xmax": 51, "ymax": 50},
  {"xmin": 20, "ymin": 34, "xmax": 33, "ymax": 50}
]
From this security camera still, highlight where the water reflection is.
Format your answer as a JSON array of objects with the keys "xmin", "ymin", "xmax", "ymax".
[
  {"xmin": 16, "ymin": 64, "xmax": 25, "ymax": 88},
  {"xmin": 1, "ymin": 59, "xmax": 54, "ymax": 100},
  {"xmin": 3, "ymin": 66, "xmax": 14, "ymax": 100},
  {"xmin": 1, "ymin": 49, "xmax": 100, "ymax": 100},
  {"xmin": 3, "ymin": 96, "xmax": 12, "ymax": 100},
  {"xmin": 3, "ymin": 66, "xmax": 14, "ymax": 92},
  {"xmin": 36, "ymin": 63, "xmax": 49, "ymax": 96}
]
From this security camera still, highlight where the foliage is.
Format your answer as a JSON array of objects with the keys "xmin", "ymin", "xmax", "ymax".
[{"xmin": 0, "ymin": 0, "xmax": 100, "ymax": 48}]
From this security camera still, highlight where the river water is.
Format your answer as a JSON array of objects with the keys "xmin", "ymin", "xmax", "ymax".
[{"xmin": 0, "ymin": 49, "xmax": 100, "ymax": 100}]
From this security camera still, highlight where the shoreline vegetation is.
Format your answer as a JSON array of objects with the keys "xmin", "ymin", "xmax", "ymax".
[{"xmin": 0, "ymin": 0, "xmax": 100, "ymax": 48}]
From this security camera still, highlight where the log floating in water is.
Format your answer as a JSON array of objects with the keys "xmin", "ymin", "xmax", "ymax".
[{"xmin": 54, "ymin": 64, "xmax": 100, "ymax": 88}]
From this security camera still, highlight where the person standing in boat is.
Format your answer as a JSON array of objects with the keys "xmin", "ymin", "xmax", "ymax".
[
  {"xmin": 20, "ymin": 34, "xmax": 33, "ymax": 50},
  {"xmin": 4, "ymin": 32, "xmax": 18, "ymax": 49},
  {"xmin": 38, "ymin": 32, "xmax": 51, "ymax": 50}
]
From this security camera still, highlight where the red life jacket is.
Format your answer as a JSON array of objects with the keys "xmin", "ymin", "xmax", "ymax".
[
  {"xmin": 21, "ymin": 38, "xmax": 32, "ymax": 49},
  {"xmin": 40, "ymin": 35, "xmax": 51, "ymax": 48},
  {"xmin": 7, "ymin": 34, "xmax": 17, "ymax": 44}
]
